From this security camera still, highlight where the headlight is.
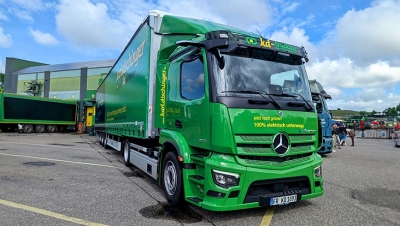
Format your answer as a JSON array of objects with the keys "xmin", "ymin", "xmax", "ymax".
[
  {"xmin": 314, "ymin": 165, "xmax": 322, "ymax": 178},
  {"xmin": 212, "ymin": 170, "xmax": 240, "ymax": 188}
]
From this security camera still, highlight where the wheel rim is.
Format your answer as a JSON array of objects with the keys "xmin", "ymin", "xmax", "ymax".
[
  {"xmin": 37, "ymin": 125, "xmax": 45, "ymax": 132},
  {"xmin": 47, "ymin": 125, "xmax": 56, "ymax": 132},
  {"xmin": 164, "ymin": 160, "xmax": 177, "ymax": 196},
  {"xmin": 24, "ymin": 125, "xmax": 33, "ymax": 133},
  {"xmin": 124, "ymin": 142, "xmax": 129, "ymax": 162}
]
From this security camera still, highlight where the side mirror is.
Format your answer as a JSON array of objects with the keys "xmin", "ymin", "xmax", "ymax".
[{"xmin": 183, "ymin": 54, "xmax": 200, "ymax": 62}]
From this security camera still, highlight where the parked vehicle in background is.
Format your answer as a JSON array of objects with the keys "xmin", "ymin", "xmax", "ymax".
[
  {"xmin": 0, "ymin": 93, "xmax": 77, "ymax": 133},
  {"xmin": 95, "ymin": 10, "xmax": 324, "ymax": 211},
  {"xmin": 309, "ymin": 80, "xmax": 333, "ymax": 155}
]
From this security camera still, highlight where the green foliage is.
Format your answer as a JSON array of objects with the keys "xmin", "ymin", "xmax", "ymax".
[
  {"xmin": 0, "ymin": 73, "xmax": 4, "ymax": 93},
  {"xmin": 330, "ymin": 110, "xmax": 361, "ymax": 118},
  {"xmin": 385, "ymin": 107, "xmax": 398, "ymax": 118}
]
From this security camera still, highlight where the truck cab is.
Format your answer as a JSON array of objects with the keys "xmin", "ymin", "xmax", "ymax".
[{"xmin": 309, "ymin": 80, "xmax": 333, "ymax": 154}]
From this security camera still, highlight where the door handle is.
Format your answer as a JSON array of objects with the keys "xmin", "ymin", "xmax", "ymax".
[{"xmin": 175, "ymin": 120, "xmax": 182, "ymax": 128}]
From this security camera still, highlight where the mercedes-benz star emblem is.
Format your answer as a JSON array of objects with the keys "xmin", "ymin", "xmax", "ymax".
[{"xmin": 273, "ymin": 133, "xmax": 290, "ymax": 155}]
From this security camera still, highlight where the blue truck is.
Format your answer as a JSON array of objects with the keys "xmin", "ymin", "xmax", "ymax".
[{"xmin": 309, "ymin": 80, "xmax": 333, "ymax": 154}]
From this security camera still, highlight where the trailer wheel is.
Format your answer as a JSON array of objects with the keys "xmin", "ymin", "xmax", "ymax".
[
  {"xmin": 35, "ymin": 125, "xmax": 46, "ymax": 133},
  {"xmin": 100, "ymin": 133, "xmax": 105, "ymax": 147},
  {"xmin": 46, "ymin": 125, "xmax": 57, "ymax": 133},
  {"xmin": 99, "ymin": 133, "xmax": 103, "ymax": 145},
  {"xmin": 103, "ymin": 134, "xmax": 109, "ymax": 149},
  {"xmin": 123, "ymin": 140, "xmax": 132, "ymax": 166},
  {"xmin": 22, "ymin": 125, "xmax": 34, "ymax": 133},
  {"xmin": 162, "ymin": 152, "xmax": 184, "ymax": 205}
]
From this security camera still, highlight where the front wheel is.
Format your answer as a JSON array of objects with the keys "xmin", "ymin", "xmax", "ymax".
[{"xmin": 162, "ymin": 152, "xmax": 183, "ymax": 205}]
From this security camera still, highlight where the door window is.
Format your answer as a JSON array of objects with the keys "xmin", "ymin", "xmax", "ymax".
[{"xmin": 180, "ymin": 59, "xmax": 205, "ymax": 100}]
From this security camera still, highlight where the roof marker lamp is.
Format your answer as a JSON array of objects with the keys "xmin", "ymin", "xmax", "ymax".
[{"xmin": 212, "ymin": 170, "xmax": 240, "ymax": 188}]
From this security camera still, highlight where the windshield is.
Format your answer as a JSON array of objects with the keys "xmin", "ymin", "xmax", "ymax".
[{"xmin": 212, "ymin": 47, "xmax": 312, "ymax": 101}]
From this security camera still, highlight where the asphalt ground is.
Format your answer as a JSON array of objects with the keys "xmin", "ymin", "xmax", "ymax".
[{"xmin": 0, "ymin": 133, "xmax": 399, "ymax": 226}]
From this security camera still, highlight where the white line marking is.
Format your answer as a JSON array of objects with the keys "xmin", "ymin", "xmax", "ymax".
[{"xmin": 0, "ymin": 153, "xmax": 125, "ymax": 169}]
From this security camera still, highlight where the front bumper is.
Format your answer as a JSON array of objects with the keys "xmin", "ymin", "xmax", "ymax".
[{"xmin": 187, "ymin": 152, "xmax": 323, "ymax": 211}]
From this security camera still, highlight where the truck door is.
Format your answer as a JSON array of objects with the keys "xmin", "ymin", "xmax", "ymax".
[{"xmin": 167, "ymin": 49, "xmax": 211, "ymax": 150}]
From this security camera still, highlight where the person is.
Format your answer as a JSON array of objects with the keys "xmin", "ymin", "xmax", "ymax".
[
  {"xmin": 349, "ymin": 129, "xmax": 355, "ymax": 146},
  {"xmin": 339, "ymin": 130, "xmax": 347, "ymax": 146},
  {"xmin": 332, "ymin": 123, "xmax": 341, "ymax": 149}
]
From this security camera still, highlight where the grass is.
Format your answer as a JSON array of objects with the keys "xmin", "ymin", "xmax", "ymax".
[{"xmin": 329, "ymin": 110, "xmax": 362, "ymax": 119}]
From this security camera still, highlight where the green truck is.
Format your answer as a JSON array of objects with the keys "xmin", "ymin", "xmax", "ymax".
[
  {"xmin": 95, "ymin": 10, "xmax": 323, "ymax": 211},
  {"xmin": 0, "ymin": 93, "xmax": 77, "ymax": 133}
]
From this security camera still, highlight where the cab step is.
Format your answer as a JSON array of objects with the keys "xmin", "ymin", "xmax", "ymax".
[
  {"xmin": 187, "ymin": 197, "xmax": 203, "ymax": 204},
  {"xmin": 189, "ymin": 175, "xmax": 204, "ymax": 185},
  {"xmin": 190, "ymin": 153, "xmax": 209, "ymax": 165}
]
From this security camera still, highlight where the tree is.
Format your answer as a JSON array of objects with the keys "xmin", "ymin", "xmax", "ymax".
[
  {"xmin": 371, "ymin": 110, "xmax": 376, "ymax": 115},
  {"xmin": 0, "ymin": 73, "xmax": 4, "ymax": 93},
  {"xmin": 384, "ymin": 107, "xmax": 398, "ymax": 121}
]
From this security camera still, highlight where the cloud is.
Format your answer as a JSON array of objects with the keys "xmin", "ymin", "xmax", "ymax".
[
  {"xmin": 157, "ymin": 0, "xmax": 275, "ymax": 32},
  {"xmin": 5, "ymin": 0, "xmax": 52, "ymax": 22},
  {"xmin": 0, "ymin": 59, "xmax": 4, "ymax": 73},
  {"xmin": 55, "ymin": 0, "xmax": 128, "ymax": 50},
  {"xmin": 281, "ymin": 1, "xmax": 300, "ymax": 15},
  {"xmin": 0, "ymin": 11, "xmax": 8, "ymax": 21},
  {"xmin": 334, "ymin": 0, "xmax": 400, "ymax": 64},
  {"xmin": 55, "ymin": 0, "xmax": 277, "ymax": 50},
  {"xmin": 269, "ymin": 27, "xmax": 317, "ymax": 62},
  {"xmin": 29, "ymin": 28, "xmax": 58, "ymax": 45},
  {"xmin": 307, "ymin": 58, "xmax": 400, "ymax": 90},
  {"xmin": 307, "ymin": 57, "xmax": 400, "ymax": 111},
  {"xmin": 0, "ymin": 26, "xmax": 12, "ymax": 47},
  {"xmin": 10, "ymin": 0, "xmax": 47, "ymax": 11}
]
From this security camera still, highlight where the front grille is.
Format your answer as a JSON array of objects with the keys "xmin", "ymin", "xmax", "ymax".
[
  {"xmin": 235, "ymin": 134, "xmax": 316, "ymax": 155},
  {"xmin": 238, "ymin": 153, "xmax": 312, "ymax": 166},
  {"xmin": 239, "ymin": 135, "xmax": 273, "ymax": 142},
  {"xmin": 237, "ymin": 144, "xmax": 274, "ymax": 154},
  {"xmin": 244, "ymin": 176, "xmax": 311, "ymax": 203}
]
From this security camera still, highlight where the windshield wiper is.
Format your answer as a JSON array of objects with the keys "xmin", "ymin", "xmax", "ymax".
[
  {"xmin": 271, "ymin": 93, "xmax": 313, "ymax": 111},
  {"xmin": 222, "ymin": 90, "xmax": 282, "ymax": 109}
]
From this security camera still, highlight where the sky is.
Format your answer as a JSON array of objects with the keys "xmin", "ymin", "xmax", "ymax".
[{"xmin": 0, "ymin": 0, "xmax": 400, "ymax": 112}]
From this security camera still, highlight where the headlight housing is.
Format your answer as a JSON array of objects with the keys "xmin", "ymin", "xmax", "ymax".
[
  {"xmin": 314, "ymin": 165, "xmax": 322, "ymax": 178},
  {"xmin": 212, "ymin": 170, "xmax": 240, "ymax": 188}
]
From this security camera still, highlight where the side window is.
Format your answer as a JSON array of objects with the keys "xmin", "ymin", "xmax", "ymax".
[{"xmin": 181, "ymin": 58, "xmax": 205, "ymax": 100}]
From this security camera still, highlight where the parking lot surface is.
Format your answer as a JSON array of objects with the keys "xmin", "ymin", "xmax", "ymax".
[{"xmin": 0, "ymin": 133, "xmax": 399, "ymax": 226}]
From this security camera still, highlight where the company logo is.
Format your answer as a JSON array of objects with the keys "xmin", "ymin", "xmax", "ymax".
[
  {"xmin": 300, "ymin": 129, "xmax": 316, "ymax": 133},
  {"xmin": 244, "ymin": 36, "xmax": 298, "ymax": 53},
  {"xmin": 245, "ymin": 37, "xmax": 258, "ymax": 45},
  {"xmin": 273, "ymin": 133, "xmax": 290, "ymax": 155}
]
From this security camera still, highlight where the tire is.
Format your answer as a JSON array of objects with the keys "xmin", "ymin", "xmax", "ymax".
[
  {"xmin": 101, "ymin": 133, "xmax": 105, "ymax": 147},
  {"xmin": 99, "ymin": 133, "xmax": 103, "ymax": 145},
  {"xmin": 35, "ymin": 125, "xmax": 46, "ymax": 133},
  {"xmin": 22, "ymin": 125, "xmax": 34, "ymax": 133},
  {"xmin": 46, "ymin": 125, "xmax": 57, "ymax": 133},
  {"xmin": 123, "ymin": 140, "xmax": 132, "ymax": 166},
  {"xmin": 103, "ymin": 134, "xmax": 110, "ymax": 149},
  {"xmin": 162, "ymin": 152, "xmax": 184, "ymax": 205}
]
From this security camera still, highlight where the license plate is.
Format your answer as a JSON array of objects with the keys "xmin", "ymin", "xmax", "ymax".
[{"xmin": 270, "ymin": 195, "xmax": 297, "ymax": 206}]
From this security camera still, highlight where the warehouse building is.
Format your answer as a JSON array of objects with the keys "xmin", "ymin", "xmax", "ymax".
[{"xmin": 3, "ymin": 57, "xmax": 116, "ymax": 132}]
